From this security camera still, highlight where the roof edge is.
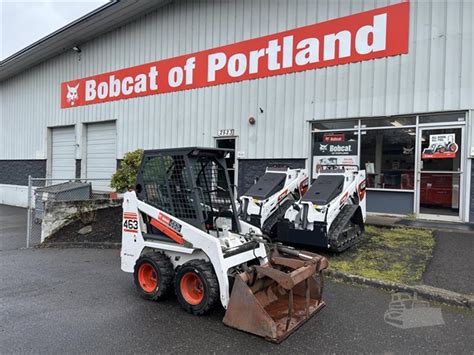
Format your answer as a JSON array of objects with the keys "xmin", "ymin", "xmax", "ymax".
[
  {"xmin": 0, "ymin": 0, "xmax": 172, "ymax": 82},
  {"xmin": 0, "ymin": 1, "xmax": 117, "ymax": 66}
]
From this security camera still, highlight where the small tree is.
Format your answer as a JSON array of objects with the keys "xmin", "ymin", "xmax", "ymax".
[{"xmin": 111, "ymin": 149, "xmax": 144, "ymax": 192}]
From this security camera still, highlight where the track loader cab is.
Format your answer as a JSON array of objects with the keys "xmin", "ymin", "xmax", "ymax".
[
  {"xmin": 277, "ymin": 165, "xmax": 367, "ymax": 252},
  {"xmin": 121, "ymin": 147, "xmax": 328, "ymax": 343}
]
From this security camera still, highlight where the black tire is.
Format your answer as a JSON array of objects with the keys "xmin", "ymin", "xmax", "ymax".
[
  {"xmin": 134, "ymin": 253, "xmax": 174, "ymax": 301},
  {"xmin": 175, "ymin": 260, "xmax": 219, "ymax": 315}
]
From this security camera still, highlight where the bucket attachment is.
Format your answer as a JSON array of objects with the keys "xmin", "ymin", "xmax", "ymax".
[{"xmin": 223, "ymin": 247, "xmax": 328, "ymax": 343}]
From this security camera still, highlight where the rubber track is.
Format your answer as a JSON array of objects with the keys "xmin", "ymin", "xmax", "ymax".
[
  {"xmin": 327, "ymin": 205, "xmax": 363, "ymax": 252},
  {"xmin": 262, "ymin": 198, "xmax": 294, "ymax": 237}
]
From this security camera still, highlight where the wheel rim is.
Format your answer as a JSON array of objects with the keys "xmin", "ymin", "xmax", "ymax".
[
  {"xmin": 138, "ymin": 263, "xmax": 158, "ymax": 293},
  {"xmin": 180, "ymin": 272, "xmax": 204, "ymax": 305}
]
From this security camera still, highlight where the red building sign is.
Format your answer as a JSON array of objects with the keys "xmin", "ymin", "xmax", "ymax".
[{"xmin": 61, "ymin": 1, "xmax": 409, "ymax": 108}]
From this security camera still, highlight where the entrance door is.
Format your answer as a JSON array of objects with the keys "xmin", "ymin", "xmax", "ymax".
[
  {"xmin": 416, "ymin": 127, "xmax": 463, "ymax": 221},
  {"xmin": 215, "ymin": 137, "xmax": 236, "ymax": 186}
]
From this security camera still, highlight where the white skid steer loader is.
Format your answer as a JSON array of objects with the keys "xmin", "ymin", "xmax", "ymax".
[
  {"xmin": 239, "ymin": 167, "xmax": 309, "ymax": 237},
  {"xmin": 121, "ymin": 148, "xmax": 328, "ymax": 343},
  {"xmin": 277, "ymin": 165, "xmax": 367, "ymax": 252}
]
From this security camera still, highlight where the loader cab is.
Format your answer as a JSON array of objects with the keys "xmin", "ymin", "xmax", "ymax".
[{"xmin": 135, "ymin": 147, "xmax": 241, "ymax": 235}]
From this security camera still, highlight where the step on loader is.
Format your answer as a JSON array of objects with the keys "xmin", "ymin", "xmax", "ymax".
[
  {"xmin": 120, "ymin": 148, "xmax": 328, "ymax": 343},
  {"xmin": 238, "ymin": 167, "xmax": 309, "ymax": 237},
  {"xmin": 277, "ymin": 164, "xmax": 367, "ymax": 252}
]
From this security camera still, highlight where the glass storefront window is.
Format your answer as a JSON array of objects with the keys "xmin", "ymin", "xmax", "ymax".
[
  {"xmin": 420, "ymin": 128, "xmax": 462, "ymax": 172},
  {"xmin": 360, "ymin": 129, "xmax": 415, "ymax": 190},
  {"xmin": 312, "ymin": 131, "xmax": 358, "ymax": 175},
  {"xmin": 312, "ymin": 119, "xmax": 358, "ymax": 131},
  {"xmin": 310, "ymin": 111, "xmax": 466, "ymax": 200},
  {"xmin": 361, "ymin": 117, "xmax": 415, "ymax": 128},
  {"xmin": 419, "ymin": 113, "xmax": 465, "ymax": 124}
]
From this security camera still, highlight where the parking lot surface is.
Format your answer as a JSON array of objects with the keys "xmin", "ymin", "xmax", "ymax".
[
  {"xmin": 423, "ymin": 230, "xmax": 474, "ymax": 295},
  {"xmin": 0, "ymin": 204, "xmax": 27, "ymax": 251},
  {"xmin": 1, "ymin": 248, "xmax": 473, "ymax": 353}
]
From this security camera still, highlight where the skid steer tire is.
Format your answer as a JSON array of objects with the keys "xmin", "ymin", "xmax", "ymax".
[
  {"xmin": 134, "ymin": 253, "xmax": 174, "ymax": 301},
  {"xmin": 175, "ymin": 260, "xmax": 219, "ymax": 315}
]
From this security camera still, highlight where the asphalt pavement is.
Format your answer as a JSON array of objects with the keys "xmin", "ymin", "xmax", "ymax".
[
  {"xmin": 0, "ymin": 204, "xmax": 27, "ymax": 251},
  {"xmin": 1, "ymin": 248, "xmax": 473, "ymax": 354},
  {"xmin": 423, "ymin": 230, "xmax": 474, "ymax": 295}
]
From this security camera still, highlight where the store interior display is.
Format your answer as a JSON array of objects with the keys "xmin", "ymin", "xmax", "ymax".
[
  {"xmin": 311, "ymin": 115, "xmax": 465, "ymax": 219},
  {"xmin": 361, "ymin": 129, "xmax": 415, "ymax": 190}
]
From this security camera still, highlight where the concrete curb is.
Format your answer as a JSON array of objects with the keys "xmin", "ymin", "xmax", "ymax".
[
  {"xmin": 325, "ymin": 269, "xmax": 474, "ymax": 309},
  {"xmin": 366, "ymin": 221, "xmax": 474, "ymax": 235},
  {"xmin": 38, "ymin": 242, "xmax": 121, "ymax": 249}
]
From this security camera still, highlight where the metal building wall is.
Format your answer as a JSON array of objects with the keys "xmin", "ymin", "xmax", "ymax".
[{"xmin": 1, "ymin": 0, "xmax": 473, "ymax": 161}]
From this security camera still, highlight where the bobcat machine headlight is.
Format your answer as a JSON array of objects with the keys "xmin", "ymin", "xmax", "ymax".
[{"xmin": 313, "ymin": 203, "xmax": 326, "ymax": 213}]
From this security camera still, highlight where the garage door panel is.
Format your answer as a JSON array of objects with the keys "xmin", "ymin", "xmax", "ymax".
[
  {"xmin": 86, "ymin": 122, "xmax": 116, "ymax": 191},
  {"xmin": 51, "ymin": 126, "xmax": 76, "ymax": 180},
  {"xmin": 87, "ymin": 139, "xmax": 115, "ymax": 144}
]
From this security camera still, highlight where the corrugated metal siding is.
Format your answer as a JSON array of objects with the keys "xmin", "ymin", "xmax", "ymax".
[{"xmin": 1, "ymin": 0, "xmax": 473, "ymax": 161}]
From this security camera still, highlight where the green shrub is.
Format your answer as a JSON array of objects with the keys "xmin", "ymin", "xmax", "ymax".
[{"xmin": 111, "ymin": 149, "xmax": 144, "ymax": 192}]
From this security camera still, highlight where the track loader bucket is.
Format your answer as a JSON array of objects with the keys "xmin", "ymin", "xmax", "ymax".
[{"xmin": 223, "ymin": 248, "xmax": 328, "ymax": 343}]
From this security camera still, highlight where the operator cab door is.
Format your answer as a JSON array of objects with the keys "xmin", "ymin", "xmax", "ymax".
[{"xmin": 416, "ymin": 126, "xmax": 464, "ymax": 221}]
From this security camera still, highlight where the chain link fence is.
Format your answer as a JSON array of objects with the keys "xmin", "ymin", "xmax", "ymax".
[{"xmin": 26, "ymin": 177, "xmax": 114, "ymax": 248}]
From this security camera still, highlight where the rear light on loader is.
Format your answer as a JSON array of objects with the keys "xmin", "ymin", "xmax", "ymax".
[{"xmin": 358, "ymin": 179, "xmax": 367, "ymax": 201}]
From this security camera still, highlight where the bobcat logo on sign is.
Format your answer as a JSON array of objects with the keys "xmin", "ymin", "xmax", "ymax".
[
  {"xmin": 66, "ymin": 84, "xmax": 80, "ymax": 106},
  {"xmin": 403, "ymin": 146, "xmax": 414, "ymax": 155},
  {"xmin": 320, "ymin": 144, "xmax": 329, "ymax": 152}
]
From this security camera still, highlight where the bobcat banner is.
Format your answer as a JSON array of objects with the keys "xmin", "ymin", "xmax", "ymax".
[{"xmin": 61, "ymin": 1, "xmax": 409, "ymax": 108}]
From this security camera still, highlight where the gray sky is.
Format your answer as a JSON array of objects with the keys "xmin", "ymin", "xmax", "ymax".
[{"xmin": 1, "ymin": 0, "xmax": 108, "ymax": 60}]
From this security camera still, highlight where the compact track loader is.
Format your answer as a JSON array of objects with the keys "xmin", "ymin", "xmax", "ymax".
[
  {"xmin": 277, "ymin": 165, "xmax": 367, "ymax": 252},
  {"xmin": 239, "ymin": 167, "xmax": 309, "ymax": 236},
  {"xmin": 121, "ymin": 148, "xmax": 328, "ymax": 342}
]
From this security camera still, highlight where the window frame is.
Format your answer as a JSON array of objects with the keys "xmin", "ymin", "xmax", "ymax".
[
  {"xmin": 359, "ymin": 127, "xmax": 417, "ymax": 192},
  {"xmin": 309, "ymin": 111, "xmax": 466, "ymax": 193}
]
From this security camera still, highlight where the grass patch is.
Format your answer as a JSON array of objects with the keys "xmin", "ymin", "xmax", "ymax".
[{"xmin": 324, "ymin": 225, "xmax": 434, "ymax": 284}]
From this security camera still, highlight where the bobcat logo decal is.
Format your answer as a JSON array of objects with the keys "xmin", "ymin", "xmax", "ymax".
[
  {"xmin": 66, "ymin": 84, "xmax": 79, "ymax": 105},
  {"xmin": 319, "ymin": 144, "xmax": 328, "ymax": 152}
]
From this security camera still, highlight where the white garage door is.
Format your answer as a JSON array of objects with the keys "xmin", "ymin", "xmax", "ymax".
[
  {"xmin": 86, "ymin": 122, "xmax": 117, "ymax": 191},
  {"xmin": 51, "ymin": 126, "xmax": 76, "ymax": 180}
]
